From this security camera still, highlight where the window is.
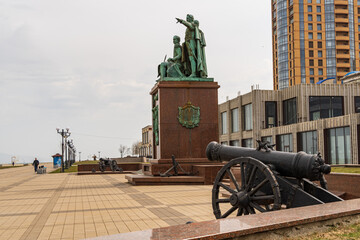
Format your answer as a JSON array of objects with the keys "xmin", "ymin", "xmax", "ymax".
[
  {"xmin": 318, "ymin": 41, "xmax": 322, "ymax": 48},
  {"xmin": 318, "ymin": 50, "xmax": 322, "ymax": 57},
  {"xmin": 221, "ymin": 112, "xmax": 227, "ymax": 134},
  {"xmin": 242, "ymin": 139, "xmax": 253, "ymax": 148},
  {"xmin": 230, "ymin": 140, "xmax": 240, "ymax": 146},
  {"xmin": 309, "ymin": 32, "xmax": 313, "ymax": 39},
  {"xmin": 317, "ymin": 15, "xmax": 321, "ymax": 21},
  {"xmin": 354, "ymin": 96, "xmax": 360, "ymax": 113},
  {"xmin": 298, "ymin": 131, "xmax": 318, "ymax": 154},
  {"xmin": 310, "ymin": 68, "xmax": 314, "ymax": 75},
  {"xmin": 318, "ymin": 59, "xmax": 323, "ymax": 66},
  {"xmin": 317, "ymin": 33, "xmax": 322, "ymax": 39},
  {"xmin": 326, "ymin": 127, "xmax": 351, "ymax": 164},
  {"xmin": 276, "ymin": 134, "xmax": 293, "ymax": 152},
  {"xmin": 261, "ymin": 136, "xmax": 273, "ymax": 144},
  {"xmin": 317, "ymin": 24, "xmax": 322, "ymax": 30},
  {"xmin": 308, "ymin": 6, "xmax": 312, "ymax": 12},
  {"xmin": 310, "ymin": 59, "xmax": 314, "ymax": 66},
  {"xmin": 242, "ymin": 104, "xmax": 253, "ymax": 130},
  {"xmin": 265, "ymin": 101, "xmax": 277, "ymax": 128},
  {"xmin": 316, "ymin": 6, "xmax": 321, "ymax": 13},
  {"xmin": 319, "ymin": 68, "xmax": 323, "ymax": 75},
  {"xmin": 310, "ymin": 77, "xmax": 315, "ymax": 83},
  {"xmin": 308, "ymin": 23, "xmax": 313, "ymax": 30},
  {"xmin": 309, "ymin": 96, "xmax": 344, "ymax": 120},
  {"xmin": 309, "ymin": 50, "xmax": 314, "ymax": 57},
  {"xmin": 316, "ymin": 0, "xmax": 321, "ymax": 3},
  {"xmin": 308, "ymin": 0, "xmax": 312, "ymax": 3},
  {"xmin": 283, "ymin": 98, "xmax": 297, "ymax": 125},
  {"xmin": 221, "ymin": 141, "xmax": 228, "ymax": 146},
  {"xmin": 231, "ymin": 108, "xmax": 239, "ymax": 133},
  {"xmin": 309, "ymin": 41, "xmax": 314, "ymax": 48},
  {"xmin": 308, "ymin": 14, "xmax": 313, "ymax": 21}
]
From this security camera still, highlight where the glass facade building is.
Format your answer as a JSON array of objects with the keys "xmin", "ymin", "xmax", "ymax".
[
  {"xmin": 221, "ymin": 112, "xmax": 227, "ymax": 135},
  {"xmin": 272, "ymin": 0, "xmax": 360, "ymax": 89},
  {"xmin": 219, "ymin": 84, "xmax": 360, "ymax": 165},
  {"xmin": 242, "ymin": 139, "xmax": 253, "ymax": 148},
  {"xmin": 283, "ymin": 98, "xmax": 297, "ymax": 125},
  {"xmin": 276, "ymin": 134, "xmax": 293, "ymax": 152},
  {"xmin": 309, "ymin": 96, "xmax": 343, "ymax": 120},
  {"xmin": 265, "ymin": 101, "xmax": 277, "ymax": 128},
  {"xmin": 298, "ymin": 131, "xmax": 318, "ymax": 154},
  {"xmin": 242, "ymin": 104, "xmax": 253, "ymax": 130},
  {"xmin": 326, "ymin": 127, "xmax": 351, "ymax": 164},
  {"xmin": 231, "ymin": 108, "xmax": 239, "ymax": 133}
]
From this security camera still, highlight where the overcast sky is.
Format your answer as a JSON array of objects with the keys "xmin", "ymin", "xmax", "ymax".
[{"xmin": 0, "ymin": 0, "xmax": 273, "ymax": 163}]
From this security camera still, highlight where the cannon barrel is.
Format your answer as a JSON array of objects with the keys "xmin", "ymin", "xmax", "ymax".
[{"xmin": 206, "ymin": 141, "xmax": 331, "ymax": 181}]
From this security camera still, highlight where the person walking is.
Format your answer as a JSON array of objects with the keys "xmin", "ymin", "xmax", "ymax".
[{"xmin": 33, "ymin": 158, "xmax": 39, "ymax": 173}]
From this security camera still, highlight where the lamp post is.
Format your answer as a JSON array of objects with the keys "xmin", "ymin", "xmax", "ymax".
[
  {"xmin": 56, "ymin": 128, "xmax": 71, "ymax": 172},
  {"xmin": 79, "ymin": 152, "xmax": 81, "ymax": 162}
]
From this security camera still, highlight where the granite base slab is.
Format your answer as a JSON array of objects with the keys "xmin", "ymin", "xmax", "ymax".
[{"xmin": 85, "ymin": 198, "xmax": 360, "ymax": 240}]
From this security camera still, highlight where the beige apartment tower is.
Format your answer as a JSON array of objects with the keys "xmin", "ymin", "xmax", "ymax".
[{"xmin": 272, "ymin": 0, "xmax": 360, "ymax": 90}]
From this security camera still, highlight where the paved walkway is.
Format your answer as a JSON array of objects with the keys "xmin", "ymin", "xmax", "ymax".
[{"xmin": 0, "ymin": 164, "xmax": 214, "ymax": 239}]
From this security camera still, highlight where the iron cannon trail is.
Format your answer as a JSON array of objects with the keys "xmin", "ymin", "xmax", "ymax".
[{"xmin": 205, "ymin": 141, "xmax": 343, "ymax": 219}]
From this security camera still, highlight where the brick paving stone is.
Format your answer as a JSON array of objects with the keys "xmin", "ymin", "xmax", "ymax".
[{"xmin": 0, "ymin": 163, "xmax": 215, "ymax": 239}]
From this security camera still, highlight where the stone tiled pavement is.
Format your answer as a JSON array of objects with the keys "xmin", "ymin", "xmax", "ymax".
[{"xmin": 0, "ymin": 164, "xmax": 215, "ymax": 240}]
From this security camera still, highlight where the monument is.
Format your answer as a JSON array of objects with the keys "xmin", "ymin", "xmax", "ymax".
[{"xmin": 130, "ymin": 14, "xmax": 221, "ymax": 183}]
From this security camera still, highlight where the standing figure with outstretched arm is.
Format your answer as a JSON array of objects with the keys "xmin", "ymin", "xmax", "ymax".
[
  {"xmin": 176, "ymin": 14, "xmax": 197, "ymax": 77},
  {"xmin": 194, "ymin": 20, "xmax": 207, "ymax": 78}
]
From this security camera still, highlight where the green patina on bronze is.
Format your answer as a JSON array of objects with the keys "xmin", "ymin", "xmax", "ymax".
[
  {"xmin": 156, "ymin": 77, "xmax": 214, "ymax": 82},
  {"xmin": 157, "ymin": 14, "xmax": 210, "ymax": 81},
  {"xmin": 152, "ymin": 105, "xmax": 159, "ymax": 145},
  {"xmin": 153, "ymin": 93, "xmax": 158, "ymax": 105},
  {"xmin": 178, "ymin": 101, "xmax": 200, "ymax": 129}
]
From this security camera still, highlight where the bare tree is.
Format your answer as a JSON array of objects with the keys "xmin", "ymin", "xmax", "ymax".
[
  {"xmin": 132, "ymin": 141, "xmax": 141, "ymax": 156},
  {"xmin": 119, "ymin": 144, "xmax": 128, "ymax": 158}
]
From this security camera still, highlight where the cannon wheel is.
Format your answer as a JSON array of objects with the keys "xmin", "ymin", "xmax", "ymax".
[
  {"xmin": 110, "ymin": 160, "xmax": 117, "ymax": 172},
  {"xmin": 99, "ymin": 161, "xmax": 105, "ymax": 172},
  {"xmin": 212, "ymin": 157, "xmax": 281, "ymax": 219}
]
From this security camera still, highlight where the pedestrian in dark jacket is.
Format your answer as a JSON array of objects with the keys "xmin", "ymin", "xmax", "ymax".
[{"xmin": 33, "ymin": 158, "xmax": 39, "ymax": 172}]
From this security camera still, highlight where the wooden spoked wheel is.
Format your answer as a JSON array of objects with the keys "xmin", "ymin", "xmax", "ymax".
[{"xmin": 212, "ymin": 157, "xmax": 281, "ymax": 219}]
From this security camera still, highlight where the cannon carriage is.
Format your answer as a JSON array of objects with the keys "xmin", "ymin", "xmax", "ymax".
[
  {"xmin": 99, "ymin": 158, "xmax": 123, "ymax": 173},
  {"xmin": 206, "ymin": 141, "xmax": 343, "ymax": 219}
]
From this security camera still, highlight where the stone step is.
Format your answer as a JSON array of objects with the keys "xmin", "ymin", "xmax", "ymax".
[{"xmin": 125, "ymin": 174, "xmax": 205, "ymax": 186}]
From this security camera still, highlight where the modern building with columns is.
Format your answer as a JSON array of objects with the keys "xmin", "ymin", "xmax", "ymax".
[{"xmin": 218, "ymin": 83, "xmax": 360, "ymax": 164}]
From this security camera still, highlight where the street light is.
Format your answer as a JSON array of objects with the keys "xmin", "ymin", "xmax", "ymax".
[
  {"xmin": 79, "ymin": 152, "xmax": 81, "ymax": 162},
  {"xmin": 56, "ymin": 128, "xmax": 71, "ymax": 172}
]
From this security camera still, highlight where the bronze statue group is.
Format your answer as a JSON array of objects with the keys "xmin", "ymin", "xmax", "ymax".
[{"xmin": 158, "ymin": 14, "xmax": 207, "ymax": 79}]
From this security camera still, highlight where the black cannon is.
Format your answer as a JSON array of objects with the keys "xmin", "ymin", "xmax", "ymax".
[
  {"xmin": 99, "ymin": 158, "xmax": 123, "ymax": 172},
  {"xmin": 206, "ymin": 141, "xmax": 343, "ymax": 219}
]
